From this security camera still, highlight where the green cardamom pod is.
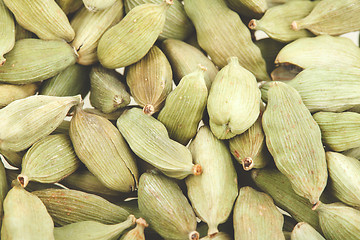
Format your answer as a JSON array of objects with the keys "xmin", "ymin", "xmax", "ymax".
[
  {"xmin": 0, "ymin": 161, "xmax": 7, "ymax": 226},
  {"xmin": 343, "ymin": 146, "xmax": 360, "ymax": 160},
  {"xmin": 255, "ymin": 38, "xmax": 286, "ymax": 74},
  {"xmin": 84, "ymin": 107, "xmax": 126, "ymax": 121},
  {"xmin": 0, "ymin": 83, "xmax": 38, "ymax": 108},
  {"xmin": 226, "ymin": 0, "xmax": 268, "ymax": 18},
  {"xmin": 0, "ymin": 149, "xmax": 23, "ymax": 167},
  {"xmin": 82, "ymin": 0, "xmax": 117, "ymax": 11},
  {"xmin": 55, "ymin": 0, "xmax": 83, "ymax": 15},
  {"xmin": 15, "ymin": 22, "xmax": 36, "ymax": 41},
  {"xmin": 291, "ymin": 222, "xmax": 325, "ymax": 240},
  {"xmin": 119, "ymin": 218, "xmax": 148, "ymax": 240},
  {"xmin": 0, "ymin": 0, "xmax": 15, "ymax": 66}
]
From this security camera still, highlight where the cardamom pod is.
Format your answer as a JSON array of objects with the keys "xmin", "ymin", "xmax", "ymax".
[
  {"xmin": 0, "ymin": 0, "xmax": 15, "ymax": 66},
  {"xmin": 15, "ymin": 22, "xmax": 36, "ymax": 41},
  {"xmin": 0, "ymin": 83, "xmax": 38, "ymax": 108},
  {"xmin": 119, "ymin": 218, "xmax": 148, "ymax": 240},
  {"xmin": 270, "ymin": 64, "xmax": 303, "ymax": 81},
  {"xmin": 56, "ymin": 0, "xmax": 83, "ymax": 15},
  {"xmin": 255, "ymin": 38, "xmax": 286, "ymax": 74},
  {"xmin": 226, "ymin": 0, "xmax": 268, "ymax": 18},
  {"xmin": 82, "ymin": 0, "xmax": 117, "ymax": 11},
  {"xmin": 291, "ymin": 222, "xmax": 325, "ymax": 240},
  {"xmin": 0, "ymin": 161, "xmax": 7, "ymax": 226},
  {"xmin": 0, "ymin": 149, "xmax": 23, "ymax": 167},
  {"xmin": 343, "ymin": 146, "xmax": 360, "ymax": 160}
]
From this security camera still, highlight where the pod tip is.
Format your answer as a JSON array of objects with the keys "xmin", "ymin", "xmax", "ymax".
[
  {"xmin": 136, "ymin": 217, "xmax": 149, "ymax": 227},
  {"xmin": 165, "ymin": 0, "xmax": 173, "ymax": 5},
  {"xmin": 291, "ymin": 21, "xmax": 300, "ymax": 31},
  {"xmin": 0, "ymin": 56, "xmax": 6, "ymax": 66},
  {"xmin": 17, "ymin": 174, "xmax": 29, "ymax": 188},
  {"xmin": 143, "ymin": 104, "xmax": 155, "ymax": 115},
  {"xmin": 311, "ymin": 201, "xmax": 321, "ymax": 211},
  {"xmin": 193, "ymin": 164, "xmax": 202, "ymax": 176},
  {"xmin": 189, "ymin": 231, "xmax": 200, "ymax": 240},
  {"xmin": 242, "ymin": 157, "xmax": 254, "ymax": 171},
  {"xmin": 248, "ymin": 19, "xmax": 258, "ymax": 30}
]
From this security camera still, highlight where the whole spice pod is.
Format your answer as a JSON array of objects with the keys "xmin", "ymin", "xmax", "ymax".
[
  {"xmin": 233, "ymin": 186, "xmax": 285, "ymax": 240},
  {"xmin": 0, "ymin": 39, "xmax": 77, "ymax": 85},
  {"xmin": 0, "ymin": 149, "xmax": 23, "ymax": 168},
  {"xmin": 316, "ymin": 202, "xmax": 360, "ymax": 240},
  {"xmin": 313, "ymin": 112, "xmax": 360, "ymax": 152},
  {"xmin": 117, "ymin": 108, "xmax": 202, "ymax": 179},
  {"xmin": 40, "ymin": 64, "xmax": 90, "ymax": 99},
  {"xmin": 255, "ymin": 38, "xmax": 286, "ymax": 74},
  {"xmin": 97, "ymin": 1, "xmax": 172, "ymax": 69},
  {"xmin": 184, "ymin": 0, "xmax": 269, "ymax": 81},
  {"xmin": 4, "ymin": 0, "xmax": 74, "ymax": 42},
  {"xmin": 200, "ymin": 232, "xmax": 232, "ymax": 240},
  {"xmin": 15, "ymin": 22, "xmax": 36, "ymax": 41},
  {"xmin": 0, "ymin": 83, "xmax": 38, "ymax": 108},
  {"xmin": 138, "ymin": 172, "xmax": 199, "ymax": 240},
  {"xmin": 161, "ymin": 39, "xmax": 218, "ymax": 90},
  {"xmin": 343, "ymin": 147, "xmax": 360, "ymax": 160},
  {"xmin": 56, "ymin": 0, "xmax": 83, "ymax": 15},
  {"xmin": 186, "ymin": 126, "xmax": 238, "ymax": 236},
  {"xmin": 84, "ymin": 108, "xmax": 126, "ymax": 121},
  {"xmin": 226, "ymin": 0, "xmax": 268, "ymax": 18},
  {"xmin": 120, "ymin": 218, "xmax": 148, "ymax": 240},
  {"xmin": 207, "ymin": 57, "xmax": 261, "ymax": 139},
  {"xmin": 33, "ymin": 188, "xmax": 130, "ymax": 226},
  {"xmin": 0, "ymin": 161, "xmax": 7, "ymax": 225},
  {"xmin": 17, "ymin": 134, "xmax": 81, "ymax": 188},
  {"xmin": 1, "ymin": 185, "xmax": 55, "ymax": 240},
  {"xmin": 262, "ymin": 81, "xmax": 327, "ymax": 205},
  {"xmin": 90, "ymin": 65, "xmax": 130, "ymax": 114},
  {"xmin": 124, "ymin": 0, "xmax": 194, "ymax": 41},
  {"xmin": 157, "ymin": 67, "xmax": 208, "ymax": 145},
  {"xmin": 292, "ymin": 0, "xmax": 360, "ymax": 36},
  {"xmin": 275, "ymin": 35, "xmax": 360, "ymax": 69},
  {"xmin": 0, "ymin": 94, "xmax": 81, "ymax": 152},
  {"xmin": 83, "ymin": 0, "xmax": 117, "ymax": 11},
  {"xmin": 70, "ymin": 106, "xmax": 138, "ymax": 192},
  {"xmin": 248, "ymin": 1, "xmax": 316, "ymax": 42},
  {"xmin": 291, "ymin": 222, "xmax": 325, "ymax": 240},
  {"xmin": 0, "ymin": 0, "xmax": 15, "ymax": 66},
  {"xmin": 71, "ymin": 1, "xmax": 124, "ymax": 65},
  {"xmin": 54, "ymin": 215, "xmax": 136, "ymax": 240},
  {"xmin": 126, "ymin": 45, "xmax": 173, "ymax": 115}
]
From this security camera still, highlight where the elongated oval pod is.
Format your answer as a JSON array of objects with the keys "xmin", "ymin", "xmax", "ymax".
[
  {"xmin": 54, "ymin": 215, "xmax": 136, "ymax": 240},
  {"xmin": 255, "ymin": 38, "xmax": 286, "ymax": 74},
  {"xmin": 162, "ymin": 39, "xmax": 218, "ymax": 90},
  {"xmin": 291, "ymin": 222, "xmax": 325, "ymax": 240},
  {"xmin": 56, "ymin": 0, "xmax": 83, "ymax": 15},
  {"xmin": 138, "ymin": 172, "xmax": 199, "ymax": 240},
  {"xmin": 207, "ymin": 57, "xmax": 261, "ymax": 139},
  {"xmin": 0, "ymin": 83, "xmax": 38, "ymax": 108},
  {"xmin": 124, "ymin": 0, "xmax": 194, "ymax": 40},
  {"xmin": 275, "ymin": 35, "xmax": 360, "ymax": 69},
  {"xmin": 120, "ymin": 218, "xmax": 148, "ymax": 240},
  {"xmin": 184, "ymin": 0, "xmax": 269, "ymax": 81},
  {"xmin": 0, "ymin": 39, "xmax": 77, "ymax": 84},
  {"xmin": 4, "ymin": 0, "xmax": 74, "ymax": 42},
  {"xmin": 0, "ymin": 95, "xmax": 81, "ymax": 152},
  {"xmin": 226, "ymin": 0, "xmax": 267, "ymax": 18},
  {"xmin": 117, "ymin": 108, "xmax": 201, "ymax": 179},
  {"xmin": 233, "ymin": 186, "xmax": 285, "ymax": 240},
  {"xmin": 316, "ymin": 202, "xmax": 360, "ymax": 240},
  {"xmin": 0, "ymin": 149, "xmax": 23, "ymax": 167},
  {"xmin": 313, "ymin": 112, "xmax": 360, "ymax": 152},
  {"xmin": 33, "ymin": 188, "xmax": 130, "ymax": 226},
  {"xmin": 0, "ymin": 0, "xmax": 15, "ymax": 66},
  {"xmin": 83, "ymin": 0, "xmax": 117, "ymax": 11},
  {"xmin": 1, "ymin": 185, "xmax": 55, "ymax": 240},
  {"xmin": 186, "ymin": 126, "xmax": 238, "ymax": 236},
  {"xmin": 200, "ymin": 232, "xmax": 231, "ymax": 240},
  {"xmin": 70, "ymin": 106, "xmax": 138, "ymax": 192},
  {"xmin": 97, "ymin": 1, "xmax": 172, "ymax": 69},
  {"xmin": 126, "ymin": 46, "xmax": 173, "ymax": 115},
  {"xmin": 71, "ymin": 1, "xmax": 124, "ymax": 65},
  {"xmin": 158, "ymin": 67, "xmax": 208, "ymax": 145}
]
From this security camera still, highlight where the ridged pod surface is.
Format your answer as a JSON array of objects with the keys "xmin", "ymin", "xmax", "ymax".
[
  {"xmin": 262, "ymin": 81, "xmax": 327, "ymax": 204},
  {"xmin": 343, "ymin": 147, "xmax": 360, "ymax": 160},
  {"xmin": 97, "ymin": 1, "xmax": 172, "ymax": 69},
  {"xmin": 126, "ymin": 46, "xmax": 172, "ymax": 115},
  {"xmin": 119, "ymin": 218, "xmax": 148, "ymax": 240},
  {"xmin": 70, "ymin": 106, "xmax": 138, "ymax": 192},
  {"xmin": 117, "ymin": 108, "xmax": 201, "ymax": 179},
  {"xmin": 248, "ymin": 1, "xmax": 316, "ymax": 42},
  {"xmin": 138, "ymin": 172, "xmax": 199, "ymax": 240},
  {"xmin": 71, "ymin": 1, "xmax": 124, "ymax": 65},
  {"xmin": 158, "ymin": 68, "xmax": 208, "ymax": 145},
  {"xmin": 0, "ymin": 149, "xmax": 23, "ymax": 168},
  {"xmin": 233, "ymin": 186, "xmax": 285, "ymax": 240},
  {"xmin": 0, "ymin": 95, "xmax": 81, "ymax": 152},
  {"xmin": 291, "ymin": 222, "xmax": 325, "ymax": 240},
  {"xmin": 82, "ymin": 0, "xmax": 117, "ymax": 11},
  {"xmin": 124, "ymin": 0, "xmax": 194, "ymax": 40},
  {"xmin": 186, "ymin": 126, "xmax": 238, "ymax": 236},
  {"xmin": 14, "ymin": 22, "xmax": 36, "ymax": 41},
  {"xmin": 4, "ymin": 0, "xmax": 74, "ymax": 42},
  {"xmin": 184, "ymin": 0, "xmax": 269, "ymax": 81},
  {"xmin": 207, "ymin": 57, "xmax": 261, "ymax": 139},
  {"xmin": 0, "ymin": 39, "xmax": 77, "ymax": 84},
  {"xmin": 0, "ymin": 0, "xmax": 15, "ymax": 66},
  {"xmin": 0, "ymin": 83, "xmax": 38, "ymax": 108},
  {"xmin": 313, "ymin": 112, "xmax": 360, "ymax": 152},
  {"xmin": 226, "ymin": 0, "xmax": 267, "ymax": 18},
  {"xmin": 56, "ymin": 0, "xmax": 83, "ymax": 15}
]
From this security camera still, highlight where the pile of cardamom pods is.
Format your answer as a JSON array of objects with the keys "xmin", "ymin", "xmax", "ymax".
[{"xmin": 1, "ymin": 0, "xmax": 360, "ymax": 239}]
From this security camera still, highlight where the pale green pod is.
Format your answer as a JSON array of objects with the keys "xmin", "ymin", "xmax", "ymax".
[
  {"xmin": 56, "ymin": 0, "xmax": 83, "ymax": 15},
  {"xmin": 292, "ymin": 0, "xmax": 360, "ymax": 36},
  {"xmin": 291, "ymin": 222, "xmax": 325, "ymax": 240},
  {"xmin": 70, "ymin": 106, "xmax": 138, "ymax": 192},
  {"xmin": 71, "ymin": 1, "xmax": 124, "ymax": 65},
  {"xmin": 90, "ymin": 65, "xmax": 130, "ymax": 114},
  {"xmin": 15, "ymin": 22, "xmax": 36, "ymax": 41},
  {"xmin": 226, "ymin": 0, "xmax": 268, "ymax": 18},
  {"xmin": 162, "ymin": 38, "xmax": 218, "ymax": 90},
  {"xmin": 117, "ymin": 108, "xmax": 202, "ymax": 179},
  {"xmin": 184, "ymin": 0, "xmax": 269, "ymax": 81},
  {"xmin": 53, "ymin": 120, "xmax": 70, "ymax": 135},
  {"xmin": 263, "ymin": 81, "xmax": 327, "ymax": 204},
  {"xmin": 207, "ymin": 57, "xmax": 261, "ymax": 139},
  {"xmin": 343, "ymin": 146, "xmax": 360, "ymax": 160},
  {"xmin": 33, "ymin": 188, "xmax": 130, "ymax": 226},
  {"xmin": 1, "ymin": 185, "xmax": 55, "ymax": 240},
  {"xmin": 255, "ymin": 38, "xmax": 286, "ymax": 74},
  {"xmin": 124, "ymin": 0, "xmax": 194, "ymax": 41},
  {"xmin": 54, "ymin": 215, "xmax": 136, "ymax": 240},
  {"xmin": 83, "ymin": 0, "xmax": 117, "ymax": 11},
  {"xmin": 125, "ymin": 46, "xmax": 173, "ymax": 115},
  {"xmin": 0, "ymin": 149, "xmax": 23, "ymax": 167},
  {"xmin": 313, "ymin": 112, "xmax": 360, "ymax": 152},
  {"xmin": 119, "ymin": 218, "xmax": 147, "ymax": 240},
  {"xmin": 4, "ymin": 0, "xmax": 74, "ymax": 42},
  {"xmin": 275, "ymin": 35, "xmax": 360, "ymax": 69},
  {"xmin": 138, "ymin": 172, "xmax": 199, "ymax": 240},
  {"xmin": 233, "ymin": 186, "xmax": 285, "ymax": 240},
  {"xmin": 0, "ymin": 39, "xmax": 77, "ymax": 84},
  {"xmin": 267, "ymin": 0, "xmax": 310, "ymax": 7},
  {"xmin": 158, "ymin": 68, "xmax": 208, "ymax": 145},
  {"xmin": 186, "ymin": 126, "xmax": 238, "ymax": 236},
  {"xmin": 0, "ymin": 161, "xmax": 7, "ymax": 225},
  {"xmin": 0, "ymin": 83, "xmax": 38, "ymax": 108},
  {"xmin": 0, "ymin": 95, "xmax": 81, "ymax": 152},
  {"xmin": 0, "ymin": 0, "xmax": 15, "ymax": 66},
  {"xmin": 316, "ymin": 202, "xmax": 360, "ymax": 240},
  {"xmin": 84, "ymin": 108, "xmax": 126, "ymax": 121},
  {"xmin": 97, "ymin": 1, "xmax": 172, "ymax": 69},
  {"xmin": 18, "ymin": 134, "xmax": 81, "ymax": 187},
  {"xmin": 200, "ymin": 232, "xmax": 231, "ymax": 240},
  {"xmin": 249, "ymin": 1, "xmax": 315, "ymax": 42}
]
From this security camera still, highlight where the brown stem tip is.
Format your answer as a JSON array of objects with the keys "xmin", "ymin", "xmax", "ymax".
[
  {"xmin": 136, "ymin": 218, "xmax": 149, "ymax": 228},
  {"xmin": 17, "ymin": 175, "xmax": 29, "ymax": 188},
  {"xmin": 165, "ymin": 0, "xmax": 173, "ymax": 5},
  {"xmin": 311, "ymin": 201, "xmax": 320, "ymax": 211},
  {"xmin": 143, "ymin": 104, "xmax": 155, "ymax": 115},
  {"xmin": 242, "ymin": 157, "xmax": 254, "ymax": 171},
  {"xmin": 248, "ymin": 19, "xmax": 257, "ymax": 30},
  {"xmin": 291, "ymin": 21, "xmax": 299, "ymax": 31},
  {"xmin": 193, "ymin": 164, "xmax": 202, "ymax": 176},
  {"xmin": 189, "ymin": 231, "xmax": 199, "ymax": 240}
]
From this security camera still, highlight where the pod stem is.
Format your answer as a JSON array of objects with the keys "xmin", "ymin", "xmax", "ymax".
[
  {"xmin": 17, "ymin": 174, "xmax": 29, "ymax": 188},
  {"xmin": 291, "ymin": 21, "xmax": 301, "ymax": 31},
  {"xmin": 188, "ymin": 231, "xmax": 200, "ymax": 240},
  {"xmin": 207, "ymin": 225, "xmax": 219, "ymax": 237},
  {"xmin": 0, "ymin": 56, "xmax": 6, "ymax": 66},
  {"xmin": 192, "ymin": 164, "xmax": 202, "ymax": 176},
  {"xmin": 143, "ymin": 104, "xmax": 155, "ymax": 115},
  {"xmin": 165, "ymin": 0, "xmax": 173, "ymax": 5},
  {"xmin": 248, "ymin": 19, "xmax": 258, "ymax": 30},
  {"xmin": 312, "ymin": 201, "xmax": 321, "ymax": 211},
  {"xmin": 242, "ymin": 157, "xmax": 254, "ymax": 171}
]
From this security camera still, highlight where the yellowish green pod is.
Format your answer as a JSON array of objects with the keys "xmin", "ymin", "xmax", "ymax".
[
  {"xmin": 226, "ymin": 0, "xmax": 268, "ymax": 18},
  {"xmin": 0, "ymin": 0, "xmax": 15, "ymax": 66},
  {"xmin": 0, "ymin": 149, "xmax": 23, "ymax": 167},
  {"xmin": 82, "ymin": 0, "xmax": 117, "ymax": 11},
  {"xmin": 291, "ymin": 222, "xmax": 325, "ymax": 240},
  {"xmin": 255, "ymin": 38, "xmax": 286, "ymax": 74},
  {"xmin": 119, "ymin": 218, "xmax": 148, "ymax": 240},
  {"xmin": 56, "ymin": 0, "xmax": 83, "ymax": 15},
  {"xmin": 0, "ymin": 83, "xmax": 38, "ymax": 108}
]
